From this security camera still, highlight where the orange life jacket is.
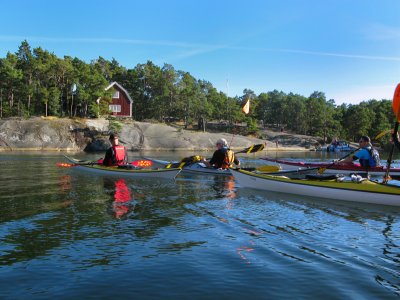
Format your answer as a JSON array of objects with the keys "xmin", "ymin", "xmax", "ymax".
[{"xmin": 221, "ymin": 149, "xmax": 235, "ymax": 169}]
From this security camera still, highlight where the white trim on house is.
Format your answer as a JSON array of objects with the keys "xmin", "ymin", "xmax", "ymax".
[
  {"xmin": 105, "ymin": 82, "xmax": 133, "ymax": 103},
  {"xmin": 109, "ymin": 104, "xmax": 121, "ymax": 113}
]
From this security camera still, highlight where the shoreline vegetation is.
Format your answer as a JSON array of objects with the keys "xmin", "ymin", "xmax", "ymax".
[
  {"xmin": 0, "ymin": 117, "xmax": 323, "ymax": 152},
  {"xmin": 0, "ymin": 41, "xmax": 396, "ymax": 150}
]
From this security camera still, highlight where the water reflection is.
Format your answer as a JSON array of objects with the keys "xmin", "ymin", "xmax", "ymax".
[
  {"xmin": 58, "ymin": 175, "xmax": 71, "ymax": 192},
  {"xmin": 376, "ymin": 215, "xmax": 400, "ymax": 295},
  {"xmin": 211, "ymin": 175, "xmax": 237, "ymax": 200},
  {"xmin": 1, "ymin": 153, "xmax": 400, "ymax": 298},
  {"xmin": 104, "ymin": 178, "xmax": 134, "ymax": 219}
]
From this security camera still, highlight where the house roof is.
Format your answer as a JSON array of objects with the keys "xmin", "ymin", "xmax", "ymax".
[{"xmin": 105, "ymin": 81, "xmax": 133, "ymax": 103}]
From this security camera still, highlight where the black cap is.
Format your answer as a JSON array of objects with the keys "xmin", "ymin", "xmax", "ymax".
[{"xmin": 109, "ymin": 133, "xmax": 118, "ymax": 140}]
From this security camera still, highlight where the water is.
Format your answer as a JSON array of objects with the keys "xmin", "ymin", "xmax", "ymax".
[{"xmin": 1, "ymin": 151, "xmax": 400, "ymax": 299}]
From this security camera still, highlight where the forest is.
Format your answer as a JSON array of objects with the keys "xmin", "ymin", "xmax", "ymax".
[{"xmin": 0, "ymin": 41, "xmax": 396, "ymax": 144}]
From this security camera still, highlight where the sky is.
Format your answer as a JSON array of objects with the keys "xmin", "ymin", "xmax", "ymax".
[{"xmin": 0, "ymin": 0, "xmax": 399, "ymax": 105}]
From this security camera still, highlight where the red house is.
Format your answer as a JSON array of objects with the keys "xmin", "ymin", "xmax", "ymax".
[{"xmin": 102, "ymin": 82, "xmax": 133, "ymax": 117}]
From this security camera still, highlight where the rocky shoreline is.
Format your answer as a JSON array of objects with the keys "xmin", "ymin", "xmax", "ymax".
[{"xmin": 0, "ymin": 117, "xmax": 320, "ymax": 152}]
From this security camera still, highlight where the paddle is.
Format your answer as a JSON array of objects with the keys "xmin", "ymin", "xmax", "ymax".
[
  {"xmin": 316, "ymin": 147, "xmax": 360, "ymax": 174},
  {"xmin": 56, "ymin": 161, "xmax": 98, "ymax": 167},
  {"xmin": 240, "ymin": 165, "xmax": 281, "ymax": 172},
  {"xmin": 57, "ymin": 159, "xmax": 153, "ymax": 168},
  {"xmin": 374, "ymin": 129, "xmax": 391, "ymax": 140},
  {"xmin": 235, "ymin": 143, "xmax": 265, "ymax": 154},
  {"xmin": 164, "ymin": 143, "xmax": 266, "ymax": 169},
  {"xmin": 383, "ymin": 83, "xmax": 400, "ymax": 184}
]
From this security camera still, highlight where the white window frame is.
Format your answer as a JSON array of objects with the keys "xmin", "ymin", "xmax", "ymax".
[
  {"xmin": 112, "ymin": 91, "xmax": 120, "ymax": 98},
  {"xmin": 109, "ymin": 104, "xmax": 121, "ymax": 113}
]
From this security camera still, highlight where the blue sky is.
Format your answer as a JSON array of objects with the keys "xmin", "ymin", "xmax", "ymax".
[{"xmin": 0, "ymin": 0, "xmax": 399, "ymax": 105}]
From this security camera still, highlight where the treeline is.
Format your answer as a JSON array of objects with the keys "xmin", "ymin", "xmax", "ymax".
[{"xmin": 0, "ymin": 41, "xmax": 396, "ymax": 143}]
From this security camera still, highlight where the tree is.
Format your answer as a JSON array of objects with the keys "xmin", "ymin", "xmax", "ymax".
[
  {"xmin": 304, "ymin": 91, "xmax": 326, "ymax": 136},
  {"xmin": 342, "ymin": 105, "xmax": 373, "ymax": 141},
  {"xmin": 0, "ymin": 53, "xmax": 23, "ymax": 117},
  {"xmin": 16, "ymin": 40, "xmax": 36, "ymax": 116}
]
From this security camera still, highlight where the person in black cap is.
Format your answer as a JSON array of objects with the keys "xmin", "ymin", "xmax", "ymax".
[{"xmin": 103, "ymin": 133, "xmax": 128, "ymax": 166}]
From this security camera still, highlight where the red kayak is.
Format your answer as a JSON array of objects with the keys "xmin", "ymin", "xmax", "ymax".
[{"xmin": 261, "ymin": 157, "xmax": 400, "ymax": 179}]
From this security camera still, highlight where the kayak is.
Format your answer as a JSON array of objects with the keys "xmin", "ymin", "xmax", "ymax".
[
  {"xmin": 231, "ymin": 168, "xmax": 400, "ymax": 206},
  {"xmin": 64, "ymin": 156, "xmax": 181, "ymax": 179},
  {"xmin": 179, "ymin": 162, "xmax": 232, "ymax": 175},
  {"xmin": 261, "ymin": 157, "xmax": 400, "ymax": 178},
  {"xmin": 144, "ymin": 157, "xmax": 233, "ymax": 176},
  {"xmin": 145, "ymin": 157, "xmax": 282, "ymax": 176}
]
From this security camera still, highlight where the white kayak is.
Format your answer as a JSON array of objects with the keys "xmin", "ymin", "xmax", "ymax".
[
  {"xmin": 144, "ymin": 157, "xmax": 233, "ymax": 176},
  {"xmin": 231, "ymin": 168, "xmax": 400, "ymax": 206},
  {"xmin": 261, "ymin": 157, "xmax": 400, "ymax": 179},
  {"xmin": 145, "ymin": 157, "xmax": 283, "ymax": 176},
  {"xmin": 64, "ymin": 156, "xmax": 181, "ymax": 179},
  {"xmin": 180, "ymin": 162, "xmax": 232, "ymax": 175}
]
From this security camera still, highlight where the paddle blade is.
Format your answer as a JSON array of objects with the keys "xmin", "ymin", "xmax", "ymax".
[
  {"xmin": 393, "ymin": 83, "xmax": 400, "ymax": 121},
  {"xmin": 131, "ymin": 159, "xmax": 153, "ymax": 167},
  {"xmin": 374, "ymin": 129, "xmax": 391, "ymax": 140},
  {"xmin": 56, "ymin": 162, "xmax": 75, "ymax": 167},
  {"xmin": 256, "ymin": 165, "xmax": 281, "ymax": 172},
  {"xmin": 238, "ymin": 143, "xmax": 265, "ymax": 154}
]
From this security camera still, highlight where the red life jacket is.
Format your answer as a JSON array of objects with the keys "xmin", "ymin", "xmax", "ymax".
[{"xmin": 105, "ymin": 145, "xmax": 126, "ymax": 166}]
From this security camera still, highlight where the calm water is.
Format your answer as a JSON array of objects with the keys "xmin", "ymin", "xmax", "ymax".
[{"xmin": 1, "ymin": 151, "xmax": 400, "ymax": 299}]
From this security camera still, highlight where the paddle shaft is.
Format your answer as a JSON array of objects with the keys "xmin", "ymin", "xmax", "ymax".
[
  {"xmin": 321, "ymin": 147, "xmax": 360, "ymax": 170},
  {"xmin": 164, "ymin": 144, "xmax": 266, "ymax": 169},
  {"xmin": 383, "ymin": 83, "xmax": 400, "ymax": 183},
  {"xmin": 383, "ymin": 122, "xmax": 399, "ymax": 183}
]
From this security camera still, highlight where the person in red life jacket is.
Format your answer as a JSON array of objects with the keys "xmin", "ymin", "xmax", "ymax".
[
  {"xmin": 205, "ymin": 138, "xmax": 240, "ymax": 169},
  {"xmin": 103, "ymin": 133, "xmax": 128, "ymax": 166}
]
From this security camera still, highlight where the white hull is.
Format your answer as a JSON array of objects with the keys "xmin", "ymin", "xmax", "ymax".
[
  {"xmin": 181, "ymin": 163, "xmax": 232, "ymax": 175},
  {"xmin": 231, "ymin": 169, "xmax": 400, "ymax": 206}
]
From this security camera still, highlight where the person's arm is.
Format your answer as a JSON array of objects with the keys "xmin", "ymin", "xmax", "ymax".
[
  {"xmin": 208, "ymin": 151, "xmax": 218, "ymax": 166},
  {"xmin": 337, "ymin": 155, "xmax": 355, "ymax": 164},
  {"xmin": 103, "ymin": 148, "xmax": 112, "ymax": 166},
  {"xmin": 124, "ymin": 147, "xmax": 128, "ymax": 164},
  {"xmin": 208, "ymin": 150, "xmax": 224, "ymax": 168},
  {"xmin": 233, "ymin": 153, "xmax": 240, "ymax": 166}
]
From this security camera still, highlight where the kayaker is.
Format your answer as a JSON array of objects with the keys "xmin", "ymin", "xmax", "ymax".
[
  {"xmin": 337, "ymin": 135, "xmax": 380, "ymax": 168},
  {"xmin": 103, "ymin": 133, "xmax": 128, "ymax": 166},
  {"xmin": 205, "ymin": 138, "xmax": 240, "ymax": 169}
]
